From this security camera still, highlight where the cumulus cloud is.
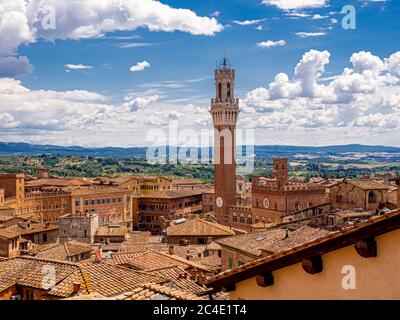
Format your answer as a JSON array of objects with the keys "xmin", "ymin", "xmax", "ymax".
[
  {"xmin": 0, "ymin": 56, "xmax": 33, "ymax": 77},
  {"xmin": 130, "ymin": 61, "xmax": 150, "ymax": 72},
  {"xmin": 262, "ymin": 0, "xmax": 327, "ymax": 10},
  {"xmin": 257, "ymin": 40, "xmax": 286, "ymax": 48},
  {"xmin": 385, "ymin": 52, "xmax": 400, "ymax": 77},
  {"xmin": 0, "ymin": 0, "xmax": 223, "ymax": 56},
  {"xmin": 243, "ymin": 49, "xmax": 400, "ymax": 135},
  {"xmin": 122, "ymin": 94, "xmax": 159, "ymax": 111}
]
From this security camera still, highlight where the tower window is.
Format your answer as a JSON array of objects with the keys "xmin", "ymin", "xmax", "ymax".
[
  {"xmin": 227, "ymin": 82, "xmax": 231, "ymax": 99},
  {"xmin": 218, "ymin": 83, "xmax": 222, "ymax": 100}
]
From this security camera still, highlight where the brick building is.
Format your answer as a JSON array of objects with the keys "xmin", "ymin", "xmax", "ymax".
[
  {"xmin": 329, "ymin": 178, "xmax": 390, "ymax": 212},
  {"xmin": 67, "ymin": 186, "xmax": 134, "ymax": 228},
  {"xmin": 251, "ymin": 158, "xmax": 327, "ymax": 224},
  {"xmin": 137, "ymin": 190, "xmax": 203, "ymax": 234}
]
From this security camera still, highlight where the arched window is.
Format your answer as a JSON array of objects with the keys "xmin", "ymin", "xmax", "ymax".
[
  {"xmin": 368, "ymin": 191, "xmax": 377, "ymax": 203},
  {"xmin": 232, "ymin": 213, "xmax": 237, "ymax": 222},
  {"xmin": 227, "ymin": 82, "xmax": 231, "ymax": 99},
  {"xmin": 218, "ymin": 83, "xmax": 222, "ymax": 100},
  {"xmin": 239, "ymin": 214, "xmax": 244, "ymax": 224},
  {"xmin": 247, "ymin": 215, "xmax": 252, "ymax": 224}
]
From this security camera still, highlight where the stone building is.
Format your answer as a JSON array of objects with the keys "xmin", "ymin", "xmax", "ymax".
[
  {"xmin": 59, "ymin": 213, "xmax": 99, "ymax": 244},
  {"xmin": 329, "ymin": 178, "xmax": 389, "ymax": 212},
  {"xmin": 136, "ymin": 190, "xmax": 203, "ymax": 234},
  {"xmin": 251, "ymin": 158, "xmax": 327, "ymax": 224},
  {"xmin": 67, "ymin": 186, "xmax": 134, "ymax": 228}
]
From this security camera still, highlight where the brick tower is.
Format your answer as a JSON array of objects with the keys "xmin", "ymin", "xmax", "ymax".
[
  {"xmin": 210, "ymin": 57, "xmax": 239, "ymax": 223},
  {"xmin": 273, "ymin": 158, "xmax": 288, "ymax": 189}
]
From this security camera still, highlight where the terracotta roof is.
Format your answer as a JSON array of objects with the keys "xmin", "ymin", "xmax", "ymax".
[
  {"xmin": 113, "ymin": 250, "xmax": 212, "ymax": 272},
  {"xmin": 206, "ymin": 209, "xmax": 400, "ymax": 290},
  {"xmin": 25, "ymin": 178, "xmax": 84, "ymax": 187},
  {"xmin": 63, "ymin": 186, "xmax": 130, "ymax": 196},
  {"xmin": 141, "ymin": 190, "xmax": 203, "ymax": 199},
  {"xmin": 113, "ymin": 250, "xmax": 167, "ymax": 265},
  {"xmin": 193, "ymin": 255, "xmax": 222, "ymax": 270},
  {"xmin": 113, "ymin": 283, "xmax": 206, "ymax": 300},
  {"xmin": 95, "ymin": 225, "xmax": 127, "ymax": 237},
  {"xmin": 346, "ymin": 179, "xmax": 389, "ymax": 190},
  {"xmin": 0, "ymin": 225, "xmax": 21, "ymax": 239},
  {"xmin": 149, "ymin": 265, "xmax": 207, "ymax": 295},
  {"xmin": 0, "ymin": 257, "xmax": 89, "ymax": 297},
  {"xmin": 171, "ymin": 179, "xmax": 204, "ymax": 186},
  {"xmin": 35, "ymin": 241, "xmax": 93, "ymax": 261},
  {"xmin": 0, "ymin": 223, "xmax": 59, "ymax": 239},
  {"xmin": 167, "ymin": 218, "xmax": 236, "ymax": 237},
  {"xmin": 216, "ymin": 225, "xmax": 332, "ymax": 257},
  {"xmin": 118, "ymin": 243, "xmax": 168, "ymax": 253},
  {"xmin": 77, "ymin": 260, "xmax": 165, "ymax": 297}
]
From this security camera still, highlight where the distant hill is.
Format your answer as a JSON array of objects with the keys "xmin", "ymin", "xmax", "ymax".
[{"xmin": 0, "ymin": 142, "xmax": 399, "ymax": 158}]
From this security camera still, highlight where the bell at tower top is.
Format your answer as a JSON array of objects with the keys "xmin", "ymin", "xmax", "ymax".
[
  {"xmin": 218, "ymin": 56, "xmax": 231, "ymax": 70},
  {"xmin": 213, "ymin": 55, "xmax": 237, "ymax": 105}
]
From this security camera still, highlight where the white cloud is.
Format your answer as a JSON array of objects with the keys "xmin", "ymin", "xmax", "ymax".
[
  {"xmin": 0, "ymin": 112, "xmax": 19, "ymax": 128},
  {"xmin": 65, "ymin": 64, "xmax": 93, "ymax": 71},
  {"xmin": 122, "ymin": 94, "xmax": 159, "ymax": 111},
  {"xmin": 0, "ymin": 56, "xmax": 33, "ymax": 77},
  {"xmin": 295, "ymin": 32, "xmax": 327, "ymax": 37},
  {"xmin": 385, "ymin": 52, "xmax": 400, "ymax": 77},
  {"xmin": 233, "ymin": 19, "xmax": 266, "ymax": 26},
  {"xmin": 350, "ymin": 51, "xmax": 385, "ymax": 74},
  {"xmin": 243, "ymin": 49, "xmax": 400, "ymax": 137},
  {"xmin": 311, "ymin": 14, "xmax": 328, "ymax": 19},
  {"xmin": 262, "ymin": 0, "xmax": 328, "ymax": 10},
  {"xmin": 211, "ymin": 11, "xmax": 220, "ymax": 17},
  {"xmin": 294, "ymin": 49, "xmax": 330, "ymax": 97},
  {"xmin": 130, "ymin": 61, "xmax": 150, "ymax": 72},
  {"xmin": 0, "ymin": 0, "xmax": 223, "ymax": 56},
  {"xmin": 257, "ymin": 40, "xmax": 286, "ymax": 48}
]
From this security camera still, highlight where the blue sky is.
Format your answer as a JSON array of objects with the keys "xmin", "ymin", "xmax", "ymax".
[{"xmin": 0, "ymin": 0, "xmax": 400, "ymax": 147}]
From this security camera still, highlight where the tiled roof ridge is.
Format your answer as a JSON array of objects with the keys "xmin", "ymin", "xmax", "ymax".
[
  {"xmin": 63, "ymin": 242, "xmax": 70, "ymax": 257},
  {"xmin": 7, "ymin": 255, "xmax": 80, "ymax": 267},
  {"xmin": 156, "ymin": 251, "xmax": 212, "ymax": 272},
  {"xmin": 142, "ymin": 283, "xmax": 204, "ymax": 300}
]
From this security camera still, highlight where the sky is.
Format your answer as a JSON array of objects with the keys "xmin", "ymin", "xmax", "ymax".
[{"xmin": 0, "ymin": 0, "xmax": 400, "ymax": 148}]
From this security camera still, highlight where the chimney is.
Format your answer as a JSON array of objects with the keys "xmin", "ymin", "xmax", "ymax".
[
  {"xmin": 95, "ymin": 247, "xmax": 102, "ymax": 263},
  {"xmin": 283, "ymin": 228, "xmax": 289, "ymax": 239},
  {"xmin": 168, "ymin": 245, "xmax": 174, "ymax": 255},
  {"xmin": 72, "ymin": 282, "xmax": 81, "ymax": 294}
]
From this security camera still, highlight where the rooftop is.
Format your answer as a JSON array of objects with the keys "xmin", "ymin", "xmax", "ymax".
[
  {"xmin": 167, "ymin": 217, "xmax": 236, "ymax": 237},
  {"xmin": 206, "ymin": 209, "xmax": 400, "ymax": 290},
  {"xmin": 34, "ymin": 241, "xmax": 93, "ymax": 261},
  {"xmin": 216, "ymin": 225, "xmax": 332, "ymax": 257}
]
